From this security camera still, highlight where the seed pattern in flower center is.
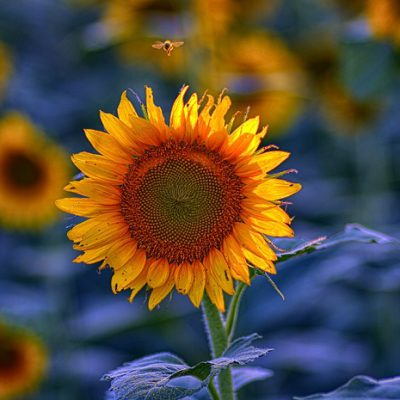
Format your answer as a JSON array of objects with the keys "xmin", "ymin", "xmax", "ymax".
[{"xmin": 121, "ymin": 140, "xmax": 244, "ymax": 264}]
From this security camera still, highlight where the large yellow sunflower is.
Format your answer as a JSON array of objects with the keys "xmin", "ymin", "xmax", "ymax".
[
  {"xmin": 57, "ymin": 87, "xmax": 301, "ymax": 311},
  {"xmin": 0, "ymin": 113, "xmax": 70, "ymax": 229},
  {"xmin": 0, "ymin": 321, "xmax": 48, "ymax": 399}
]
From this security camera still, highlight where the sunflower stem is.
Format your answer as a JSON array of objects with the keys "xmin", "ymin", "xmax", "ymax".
[
  {"xmin": 225, "ymin": 281, "xmax": 247, "ymax": 343},
  {"xmin": 209, "ymin": 380, "xmax": 222, "ymax": 400},
  {"xmin": 202, "ymin": 294, "xmax": 235, "ymax": 400}
]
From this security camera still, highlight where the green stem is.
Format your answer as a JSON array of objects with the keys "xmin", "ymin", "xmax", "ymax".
[
  {"xmin": 225, "ymin": 282, "xmax": 247, "ymax": 343},
  {"xmin": 209, "ymin": 380, "xmax": 222, "ymax": 400},
  {"xmin": 202, "ymin": 294, "xmax": 235, "ymax": 400}
]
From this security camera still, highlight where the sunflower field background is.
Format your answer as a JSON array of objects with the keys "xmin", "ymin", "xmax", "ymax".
[{"xmin": 0, "ymin": 1, "xmax": 399, "ymax": 399}]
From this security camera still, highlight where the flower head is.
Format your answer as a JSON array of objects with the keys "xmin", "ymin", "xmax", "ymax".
[
  {"xmin": 0, "ymin": 321, "xmax": 48, "ymax": 399},
  {"xmin": 0, "ymin": 113, "xmax": 70, "ymax": 229},
  {"xmin": 57, "ymin": 87, "xmax": 301, "ymax": 311}
]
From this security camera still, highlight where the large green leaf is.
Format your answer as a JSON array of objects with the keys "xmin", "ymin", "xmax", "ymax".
[
  {"xmin": 295, "ymin": 375, "xmax": 400, "ymax": 399},
  {"xmin": 276, "ymin": 223, "xmax": 399, "ymax": 263},
  {"xmin": 103, "ymin": 334, "xmax": 271, "ymax": 400}
]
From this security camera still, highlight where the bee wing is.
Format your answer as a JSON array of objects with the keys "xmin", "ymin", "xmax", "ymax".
[
  {"xmin": 152, "ymin": 41, "xmax": 165, "ymax": 49},
  {"xmin": 171, "ymin": 41, "xmax": 184, "ymax": 48}
]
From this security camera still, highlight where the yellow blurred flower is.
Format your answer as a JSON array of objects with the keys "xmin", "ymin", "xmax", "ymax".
[
  {"xmin": 194, "ymin": 0, "xmax": 280, "ymax": 38},
  {"xmin": 0, "ymin": 321, "xmax": 48, "ymax": 400},
  {"xmin": 0, "ymin": 43, "xmax": 12, "ymax": 99},
  {"xmin": 57, "ymin": 86, "xmax": 301, "ymax": 312},
  {"xmin": 0, "ymin": 113, "xmax": 70, "ymax": 229},
  {"xmin": 99, "ymin": 0, "xmax": 187, "ymax": 74},
  {"xmin": 366, "ymin": 0, "xmax": 400, "ymax": 45},
  {"xmin": 320, "ymin": 79, "xmax": 381, "ymax": 136},
  {"xmin": 208, "ymin": 32, "xmax": 306, "ymax": 134}
]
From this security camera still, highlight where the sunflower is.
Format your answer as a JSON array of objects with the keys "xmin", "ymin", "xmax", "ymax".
[
  {"xmin": 366, "ymin": 0, "xmax": 400, "ymax": 45},
  {"xmin": 208, "ymin": 32, "xmax": 306, "ymax": 134},
  {"xmin": 0, "ymin": 321, "xmax": 48, "ymax": 399},
  {"xmin": 0, "ymin": 113, "xmax": 70, "ymax": 229},
  {"xmin": 99, "ymin": 0, "xmax": 187, "ymax": 74},
  {"xmin": 57, "ymin": 87, "xmax": 301, "ymax": 311}
]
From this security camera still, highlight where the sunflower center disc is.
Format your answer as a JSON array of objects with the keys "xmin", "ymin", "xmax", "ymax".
[
  {"xmin": 2, "ymin": 151, "xmax": 43, "ymax": 190},
  {"xmin": 121, "ymin": 140, "xmax": 243, "ymax": 264}
]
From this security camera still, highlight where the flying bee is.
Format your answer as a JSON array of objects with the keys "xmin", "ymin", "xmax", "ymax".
[{"xmin": 152, "ymin": 40, "xmax": 184, "ymax": 56}]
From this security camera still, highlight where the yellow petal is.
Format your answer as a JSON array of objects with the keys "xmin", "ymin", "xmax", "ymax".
[
  {"xmin": 145, "ymin": 86, "xmax": 168, "ymax": 140},
  {"xmin": 203, "ymin": 248, "xmax": 235, "ymax": 295},
  {"xmin": 210, "ymin": 95, "xmax": 231, "ymax": 132},
  {"xmin": 84, "ymin": 129, "xmax": 132, "ymax": 163},
  {"xmin": 66, "ymin": 213, "xmax": 122, "ymax": 242},
  {"xmin": 75, "ymin": 222, "xmax": 129, "ymax": 250},
  {"xmin": 241, "ymin": 248, "xmax": 277, "ymax": 274},
  {"xmin": 117, "ymin": 90, "xmax": 138, "ymax": 127},
  {"xmin": 128, "ymin": 116, "xmax": 163, "ymax": 146},
  {"xmin": 184, "ymin": 93, "xmax": 199, "ymax": 138},
  {"xmin": 251, "ymin": 178, "xmax": 302, "ymax": 200},
  {"xmin": 230, "ymin": 262, "xmax": 250, "ymax": 285},
  {"xmin": 106, "ymin": 239, "xmax": 137, "ymax": 270},
  {"xmin": 71, "ymin": 152, "xmax": 126, "ymax": 184},
  {"xmin": 147, "ymin": 259, "xmax": 170, "ymax": 288},
  {"xmin": 100, "ymin": 111, "xmax": 140, "ymax": 151},
  {"xmin": 254, "ymin": 151, "xmax": 290, "ymax": 173},
  {"xmin": 230, "ymin": 116, "xmax": 260, "ymax": 140},
  {"xmin": 236, "ymin": 151, "xmax": 290, "ymax": 177},
  {"xmin": 223, "ymin": 133, "xmax": 260, "ymax": 161},
  {"xmin": 188, "ymin": 261, "xmax": 206, "ymax": 308},
  {"xmin": 205, "ymin": 273, "xmax": 225, "ymax": 312},
  {"xmin": 174, "ymin": 262, "xmax": 194, "ymax": 295},
  {"xmin": 64, "ymin": 179, "xmax": 121, "ymax": 205},
  {"xmin": 111, "ymin": 249, "xmax": 146, "ymax": 293},
  {"xmin": 148, "ymin": 266, "xmax": 176, "ymax": 310},
  {"xmin": 128, "ymin": 267, "xmax": 148, "ymax": 302},
  {"xmin": 245, "ymin": 217, "xmax": 294, "ymax": 238},
  {"xmin": 206, "ymin": 129, "xmax": 228, "ymax": 150},
  {"xmin": 222, "ymin": 236, "xmax": 250, "ymax": 285},
  {"xmin": 199, "ymin": 94, "xmax": 215, "ymax": 126},
  {"xmin": 73, "ymin": 245, "xmax": 109, "ymax": 264},
  {"xmin": 170, "ymin": 86, "xmax": 189, "ymax": 136},
  {"xmin": 242, "ymin": 201, "xmax": 292, "ymax": 224},
  {"xmin": 233, "ymin": 222, "xmax": 277, "ymax": 260},
  {"xmin": 56, "ymin": 198, "xmax": 116, "ymax": 217}
]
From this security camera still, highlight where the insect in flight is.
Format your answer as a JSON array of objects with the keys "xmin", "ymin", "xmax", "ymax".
[{"xmin": 152, "ymin": 40, "xmax": 184, "ymax": 56}]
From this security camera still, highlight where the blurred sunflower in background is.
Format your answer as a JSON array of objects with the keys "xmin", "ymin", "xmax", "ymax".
[
  {"xmin": 296, "ymin": 30, "xmax": 385, "ymax": 137},
  {"xmin": 320, "ymin": 79, "xmax": 381, "ymax": 136},
  {"xmin": 366, "ymin": 0, "xmax": 400, "ymax": 45},
  {"xmin": 0, "ymin": 43, "xmax": 12, "ymax": 99},
  {"xmin": 0, "ymin": 320, "xmax": 48, "ymax": 400},
  {"xmin": 96, "ymin": 0, "xmax": 188, "ymax": 75},
  {"xmin": 209, "ymin": 32, "xmax": 306, "ymax": 134},
  {"xmin": 0, "ymin": 113, "xmax": 70, "ymax": 230},
  {"xmin": 57, "ymin": 87, "xmax": 301, "ymax": 312}
]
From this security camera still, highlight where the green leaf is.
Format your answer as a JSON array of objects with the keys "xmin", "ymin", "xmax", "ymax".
[
  {"xmin": 276, "ymin": 223, "xmax": 399, "ymax": 263},
  {"xmin": 103, "ymin": 334, "xmax": 272, "ymax": 400},
  {"xmin": 294, "ymin": 375, "xmax": 400, "ymax": 399}
]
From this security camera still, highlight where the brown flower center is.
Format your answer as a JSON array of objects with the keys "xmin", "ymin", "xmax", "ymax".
[
  {"xmin": 1, "ymin": 151, "xmax": 45, "ymax": 191},
  {"xmin": 0, "ymin": 335, "xmax": 25, "ymax": 378},
  {"xmin": 121, "ymin": 140, "xmax": 243, "ymax": 264}
]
